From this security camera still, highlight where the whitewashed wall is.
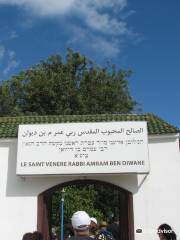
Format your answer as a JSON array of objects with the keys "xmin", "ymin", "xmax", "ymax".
[
  {"xmin": 0, "ymin": 135, "xmax": 179, "ymax": 240},
  {"xmin": 134, "ymin": 135, "xmax": 180, "ymax": 240}
]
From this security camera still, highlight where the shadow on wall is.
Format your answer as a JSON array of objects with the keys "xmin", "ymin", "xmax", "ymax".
[{"xmin": 5, "ymin": 141, "xmax": 140, "ymax": 197}]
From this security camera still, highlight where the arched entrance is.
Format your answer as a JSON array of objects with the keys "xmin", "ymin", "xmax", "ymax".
[{"xmin": 37, "ymin": 180, "xmax": 134, "ymax": 240}]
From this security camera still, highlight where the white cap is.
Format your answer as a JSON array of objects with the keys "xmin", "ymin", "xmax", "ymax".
[
  {"xmin": 71, "ymin": 211, "xmax": 91, "ymax": 230},
  {"xmin": 90, "ymin": 217, "xmax": 97, "ymax": 225}
]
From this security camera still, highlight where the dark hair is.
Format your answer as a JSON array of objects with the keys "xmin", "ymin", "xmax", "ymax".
[
  {"xmin": 22, "ymin": 232, "xmax": 34, "ymax": 240},
  {"xmin": 112, "ymin": 216, "xmax": 119, "ymax": 222},
  {"xmin": 32, "ymin": 231, "xmax": 43, "ymax": 240},
  {"xmin": 158, "ymin": 224, "xmax": 176, "ymax": 240}
]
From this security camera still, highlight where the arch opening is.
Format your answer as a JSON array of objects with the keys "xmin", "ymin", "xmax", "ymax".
[{"xmin": 37, "ymin": 180, "xmax": 134, "ymax": 240}]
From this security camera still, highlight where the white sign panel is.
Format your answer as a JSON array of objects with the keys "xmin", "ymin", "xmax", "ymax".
[{"xmin": 16, "ymin": 122, "xmax": 149, "ymax": 175}]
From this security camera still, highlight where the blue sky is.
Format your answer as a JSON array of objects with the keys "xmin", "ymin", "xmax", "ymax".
[{"xmin": 0, "ymin": 0, "xmax": 179, "ymax": 129}]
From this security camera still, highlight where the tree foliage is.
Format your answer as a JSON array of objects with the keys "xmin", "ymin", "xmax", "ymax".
[
  {"xmin": 51, "ymin": 183, "xmax": 121, "ymax": 232},
  {"xmin": 0, "ymin": 49, "xmax": 136, "ymax": 116},
  {"xmin": 52, "ymin": 185, "xmax": 104, "ymax": 228}
]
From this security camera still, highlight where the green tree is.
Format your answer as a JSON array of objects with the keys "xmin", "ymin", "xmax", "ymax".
[
  {"xmin": 0, "ymin": 49, "xmax": 136, "ymax": 116},
  {"xmin": 51, "ymin": 183, "xmax": 121, "ymax": 231},
  {"xmin": 51, "ymin": 185, "xmax": 104, "ymax": 237}
]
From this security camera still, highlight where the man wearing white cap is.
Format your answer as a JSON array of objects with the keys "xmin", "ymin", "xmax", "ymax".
[
  {"xmin": 69, "ymin": 211, "xmax": 92, "ymax": 240},
  {"xmin": 89, "ymin": 217, "xmax": 98, "ymax": 238}
]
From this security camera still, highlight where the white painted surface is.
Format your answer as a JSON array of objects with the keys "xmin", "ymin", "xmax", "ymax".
[
  {"xmin": 17, "ymin": 122, "xmax": 149, "ymax": 175},
  {"xmin": 0, "ymin": 134, "xmax": 180, "ymax": 240},
  {"xmin": 133, "ymin": 135, "xmax": 180, "ymax": 240}
]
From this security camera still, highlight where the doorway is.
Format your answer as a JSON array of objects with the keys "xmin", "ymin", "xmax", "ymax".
[{"xmin": 37, "ymin": 180, "xmax": 134, "ymax": 240}]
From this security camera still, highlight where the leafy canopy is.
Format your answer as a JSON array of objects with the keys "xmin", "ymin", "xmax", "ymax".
[
  {"xmin": 51, "ymin": 183, "xmax": 121, "ymax": 233},
  {"xmin": 0, "ymin": 49, "xmax": 136, "ymax": 116}
]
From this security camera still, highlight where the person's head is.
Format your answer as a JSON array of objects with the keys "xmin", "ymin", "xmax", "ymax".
[
  {"xmin": 66, "ymin": 223, "xmax": 74, "ymax": 237},
  {"xmin": 90, "ymin": 217, "xmax": 98, "ymax": 234},
  {"xmin": 112, "ymin": 216, "xmax": 119, "ymax": 224},
  {"xmin": 71, "ymin": 211, "xmax": 91, "ymax": 236},
  {"xmin": 157, "ymin": 224, "xmax": 176, "ymax": 240},
  {"xmin": 99, "ymin": 221, "xmax": 108, "ymax": 230},
  {"xmin": 90, "ymin": 217, "xmax": 97, "ymax": 227},
  {"xmin": 32, "ymin": 231, "xmax": 43, "ymax": 240},
  {"xmin": 22, "ymin": 232, "xmax": 34, "ymax": 240}
]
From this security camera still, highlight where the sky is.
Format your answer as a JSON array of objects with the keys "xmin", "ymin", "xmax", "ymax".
[{"xmin": 0, "ymin": 0, "xmax": 179, "ymax": 129}]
